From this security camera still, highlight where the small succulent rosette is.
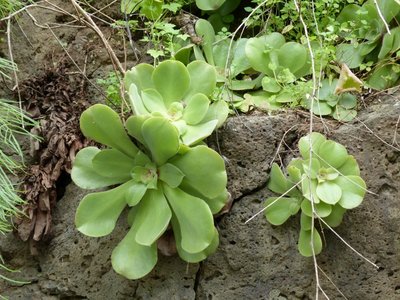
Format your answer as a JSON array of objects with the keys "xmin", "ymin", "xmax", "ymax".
[
  {"xmin": 124, "ymin": 60, "xmax": 229, "ymax": 146},
  {"xmin": 264, "ymin": 132, "xmax": 366, "ymax": 256},
  {"xmin": 71, "ymin": 104, "xmax": 228, "ymax": 279}
]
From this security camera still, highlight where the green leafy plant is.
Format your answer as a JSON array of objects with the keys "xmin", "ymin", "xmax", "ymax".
[
  {"xmin": 96, "ymin": 71, "xmax": 123, "ymax": 108},
  {"xmin": 124, "ymin": 59, "xmax": 229, "ymax": 146},
  {"xmin": 336, "ymin": 0, "xmax": 400, "ymax": 90},
  {"xmin": 71, "ymin": 104, "xmax": 229, "ymax": 279},
  {"xmin": 264, "ymin": 132, "xmax": 366, "ymax": 256}
]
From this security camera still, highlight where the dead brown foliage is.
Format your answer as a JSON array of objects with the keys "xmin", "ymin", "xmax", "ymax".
[{"xmin": 16, "ymin": 59, "xmax": 91, "ymax": 247}]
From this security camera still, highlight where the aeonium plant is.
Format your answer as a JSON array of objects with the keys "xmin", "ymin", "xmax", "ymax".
[
  {"xmin": 264, "ymin": 132, "xmax": 366, "ymax": 256},
  {"xmin": 124, "ymin": 59, "xmax": 229, "ymax": 146},
  {"xmin": 71, "ymin": 104, "xmax": 229, "ymax": 279}
]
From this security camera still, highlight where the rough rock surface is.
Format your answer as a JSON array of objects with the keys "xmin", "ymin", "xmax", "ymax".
[
  {"xmin": 1, "ymin": 96, "xmax": 400, "ymax": 299},
  {"xmin": 1, "ymin": 1, "xmax": 400, "ymax": 299}
]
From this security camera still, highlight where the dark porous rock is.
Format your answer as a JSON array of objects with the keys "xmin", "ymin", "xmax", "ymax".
[
  {"xmin": 196, "ymin": 96, "xmax": 400, "ymax": 299},
  {"xmin": 2, "ymin": 96, "xmax": 399, "ymax": 300}
]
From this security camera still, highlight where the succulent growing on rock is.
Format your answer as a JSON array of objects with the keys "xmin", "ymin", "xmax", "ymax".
[
  {"xmin": 72, "ymin": 104, "xmax": 228, "ymax": 279},
  {"xmin": 264, "ymin": 132, "xmax": 366, "ymax": 256},
  {"xmin": 124, "ymin": 60, "xmax": 229, "ymax": 146}
]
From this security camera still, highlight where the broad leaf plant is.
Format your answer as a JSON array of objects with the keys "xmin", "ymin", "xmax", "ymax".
[
  {"xmin": 264, "ymin": 133, "xmax": 366, "ymax": 256},
  {"xmin": 71, "ymin": 104, "xmax": 228, "ymax": 279}
]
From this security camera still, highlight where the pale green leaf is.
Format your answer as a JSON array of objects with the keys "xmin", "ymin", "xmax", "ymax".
[
  {"xmin": 141, "ymin": 117, "xmax": 180, "ymax": 165},
  {"xmin": 195, "ymin": 19, "xmax": 216, "ymax": 65},
  {"xmin": 80, "ymin": 104, "xmax": 138, "ymax": 158},
  {"xmin": 318, "ymin": 140, "xmax": 348, "ymax": 168},
  {"xmin": 181, "ymin": 119, "xmax": 218, "ymax": 146},
  {"xmin": 336, "ymin": 175, "xmax": 366, "ymax": 209},
  {"xmin": 298, "ymin": 229, "xmax": 322, "ymax": 257},
  {"xmin": 152, "ymin": 60, "xmax": 190, "ymax": 106},
  {"xmin": 316, "ymin": 181, "xmax": 342, "ymax": 205},
  {"xmin": 72, "ymin": 147, "xmax": 126, "ymax": 189},
  {"xmin": 299, "ymin": 132, "xmax": 326, "ymax": 159},
  {"xmin": 301, "ymin": 198, "xmax": 332, "ymax": 218},
  {"xmin": 183, "ymin": 93, "xmax": 210, "ymax": 125},
  {"xmin": 75, "ymin": 181, "xmax": 133, "ymax": 237},
  {"xmin": 170, "ymin": 145, "xmax": 227, "ymax": 199},
  {"xmin": 159, "ymin": 163, "xmax": 185, "ymax": 188},
  {"xmin": 124, "ymin": 63, "xmax": 154, "ymax": 92},
  {"xmin": 141, "ymin": 89, "xmax": 168, "ymax": 114},
  {"xmin": 164, "ymin": 184, "xmax": 214, "ymax": 253},
  {"xmin": 133, "ymin": 187, "xmax": 171, "ymax": 246},
  {"xmin": 172, "ymin": 215, "xmax": 219, "ymax": 263},
  {"xmin": 111, "ymin": 226, "xmax": 157, "ymax": 280},
  {"xmin": 126, "ymin": 115, "xmax": 149, "ymax": 146},
  {"xmin": 337, "ymin": 155, "xmax": 360, "ymax": 176},
  {"xmin": 125, "ymin": 182, "xmax": 147, "ymax": 206},
  {"xmin": 322, "ymin": 204, "xmax": 346, "ymax": 228},
  {"xmin": 264, "ymin": 197, "xmax": 300, "ymax": 225},
  {"xmin": 92, "ymin": 149, "xmax": 135, "ymax": 180},
  {"xmin": 129, "ymin": 84, "xmax": 149, "ymax": 115},
  {"xmin": 186, "ymin": 61, "xmax": 216, "ymax": 98},
  {"xmin": 267, "ymin": 163, "xmax": 290, "ymax": 194}
]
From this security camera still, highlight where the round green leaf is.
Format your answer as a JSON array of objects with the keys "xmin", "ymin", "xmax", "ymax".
[
  {"xmin": 186, "ymin": 61, "xmax": 217, "ymax": 98},
  {"xmin": 195, "ymin": 0, "xmax": 225, "ymax": 10},
  {"xmin": 264, "ymin": 197, "xmax": 300, "ymax": 226},
  {"xmin": 141, "ymin": 88, "xmax": 168, "ymax": 114},
  {"xmin": 124, "ymin": 63, "xmax": 154, "ymax": 92},
  {"xmin": 322, "ymin": 204, "xmax": 346, "ymax": 228},
  {"xmin": 183, "ymin": 93, "xmax": 210, "ymax": 125},
  {"xmin": 302, "ymin": 158, "xmax": 320, "ymax": 179},
  {"xmin": 298, "ymin": 228, "xmax": 322, "ymax": 257},
  {"xmin": 170, "ymin": 145, "xmax": 227, "ymax": 199},
  {"xmin": 311, "ymin": 101, "xmax": 332, "ymax": 116},
  {"xmin": 172, "ymin": 215, "xmax": 219, "ymax": 263},
  {"xmin": 332, "ymin": 106, "xmax": 357, "ymax": 122},
  {"xmin": 159, "ymin": 163, "xmax": 185, "ymax": 188},
  {"xmin": 111, "ymin": 226, "xmax": 157, "ymax": 280},
  {"xmin": 301, "ymin": 176, "xmax": 319, "ymax": 203},
  {"xmin": 338, "ymin": 94, "xmax": 357, "ymax": 109},
  {"xmin": 316, "ymin": 181, "xmax": 342, "ymax": 205},
  {"xmin": 125, "ymin": 115, "xmax": 149, "ymax": 145},
  {"xmin": 262, "ymin": 77, "xmax": 281, "ymax": 93},
  {"xmin": 300, "ymin": 212, "xmax": 312, "ymax": 230},
  {"xmin": 72, "ymin": 147, "xmax": 127, "ymax": 189},
  {"xmin": 318, "ymin": 140, "xmax": 348, "ymax": 169},
  {"xmin": 80, "ymin": 104, "xmax": 139, "ymax": 158},
  {"xmin": 92, "ymin": 149, "xmax": 135, "ymax": 180},
  {"xmin": 152, "ymin": 60, "xmax": 190, "ymax": 106},
  {"xmin": 267, "ymin": 163, "xmax": 290, "ymax": 194},
  {"xmin": 337, "ymin": 155, "xmax": 360, "ymax": 176},
  {"xmin": 201, "ymin": 100, "xmax": 229, "ymax": 128},
  {"xmin": 133, "ymin": 187, "xmax": 171, "ymax": 246},
  {"xmin": 301, "ymin": 198, "xmax": 332, "ymax": 218},
  {"xmin": 164, "ymin": 185, "xmax": 214, "ymax": 253},
  {"xmin": 299, "ymin": 132, "xmax": 326, "ymax": 159},
  {"xmin": 75, "ymin": 181, "xmax": 133, "ymax": 237},
  {"xmin": 128, "ymin": 84, "xmax": 150, "ymax": 116},
  {"xmin": 195, "ymin": 19, "xmax": 216, "ymax": 65},
  {"xmin": 181, "ymin": 119, "xmax": 218, "ymax": 146},
  {"xmin": 245, "ymin": 33, "xmax": 286, "ymax": 76},
  {"xmin": 278, "ymin": 42, "xmax": 307, "ymax": 75},
  {"xmin": 141, "ymin": 117, "xmax": 180, "ymax": 166},
  {"xmin": 335, "ymin": 175, "xmax": 366, "ymax": 209},
  {"xmin": 125, "ymin": 182, "xmax": 147, "ymax": 206}
]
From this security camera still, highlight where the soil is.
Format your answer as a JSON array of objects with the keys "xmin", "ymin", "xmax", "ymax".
[{"xmin": 0, "ymin": 1, "xmax": 399, "ymax": 299}]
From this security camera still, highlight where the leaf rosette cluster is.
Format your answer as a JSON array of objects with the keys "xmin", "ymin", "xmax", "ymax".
[
  {"xmin": 264, "ymin": 132, "xmax": 366, "ymax": 256},
  {"xmin": 124, "ymin": 60, "xmax": 229, "ymax": 146},
  {"xmin": 71, "ymin": 104, "xmax": 228, "ymax": 279}
]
